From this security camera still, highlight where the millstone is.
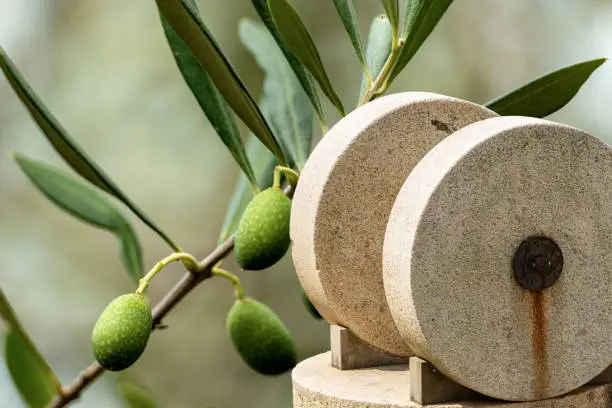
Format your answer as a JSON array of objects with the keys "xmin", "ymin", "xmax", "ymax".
[
  {"xmin": 383, "ymin": 116, "xmax": 612, "ymax": 400},
  {"xmin": 290, "ymin": 92, "xmax": 497, "ymax": 356}
]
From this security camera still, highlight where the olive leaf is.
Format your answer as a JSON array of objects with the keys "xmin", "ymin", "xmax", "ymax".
[
  {"xmin": 268, "ymin": 0, "xmax": 346, "ymax": 115},
  {"xmin": 332, "ymin": 0, "xmax": 367, "ymax": 68},
  {"xmin": 219, "ymin": 131, "xmax": 277, "ymax": 244},
  {"xmin": 239, "ymin": 19, "xmax": 313, "ymax": 171},
  {"xmin": 1, "ymin": 289, "xmax": 60, "ymax": 408},
  {"xmin": 159, "ymin": 11, "xmax": 258, "ymax": 190},
  {"xmin": 119, "ymin": 382, "xmax": 160, "ymax": 408},
  {"xmin": 156, "ymin": 0, "xmax": 287, "ymax": 165},
  {"xmin": 389, "ymin": 0, "xmax": 454, "ymax": 81},
  {"xmin": 380, "ymin": 0, "xmax": 399, "ymax": 34},
  {"xmin": 0, "ymin": 46, "xmax": 181, "ymax": 252},
  {"xmin": 402, "ymin": 0, "xmax": 418, "ymax": 38},
  {"xmin": 486, "ymin": 58, "xmax": 607, "ymax": 117},
  {"xmin": 359, "ymin": 15, "xmax": 393, "ymax": 103},
  {"xmin": 13, "ymin": 154, "xmax": 143, "ymax": 282},
  {"xmin": 5, "ymin": 332, "xmax": 57, "ymax": 408},
  {"xmin": 251, "ymin": 0, "xmax": 324, "ymax": 122}
]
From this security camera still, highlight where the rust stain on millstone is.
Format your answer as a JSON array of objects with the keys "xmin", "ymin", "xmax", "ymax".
[{"xmin": 530, "ymin": 289, "xmax": 549, "ymax": 399}]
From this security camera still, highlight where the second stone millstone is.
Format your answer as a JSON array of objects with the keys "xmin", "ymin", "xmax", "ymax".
[{"xmin": 234, "ymin": 187, "xmax": 292, "ymax": 270}]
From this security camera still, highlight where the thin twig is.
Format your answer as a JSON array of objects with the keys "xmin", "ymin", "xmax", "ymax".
[{"xmin": 47, "ymin": 185, "xmax": 293, "ymax": 408}]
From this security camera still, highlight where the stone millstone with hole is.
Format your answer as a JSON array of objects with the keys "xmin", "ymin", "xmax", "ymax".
[
  {"xmin": 290, "ymin": 92, "xmax": 498, "ymax": 356},
  {"xmin": 383, "ymin": 116, "xmax": 612, "ymax": 401}
]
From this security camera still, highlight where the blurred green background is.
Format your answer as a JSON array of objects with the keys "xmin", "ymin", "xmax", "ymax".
[{"xmin": 0, "ymin": 1, "xmax": 610, "ymax": 407}]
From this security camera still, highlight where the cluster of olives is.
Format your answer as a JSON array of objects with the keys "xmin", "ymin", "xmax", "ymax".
[{"xmin": 91, "ymin": 186, "xmax": 307, "ymax": 375}]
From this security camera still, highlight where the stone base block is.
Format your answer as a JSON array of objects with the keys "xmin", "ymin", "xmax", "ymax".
[
  {"xmin": 409, "ymin": 357, "xmax": 483, "ymax": 404},
  {"xmin": 293, "ymin": 352, "xmax": 612, "ymax": 408},
  {"xmin": 331, "ymin": 325, "xmax": 410, "ymax": 370}
]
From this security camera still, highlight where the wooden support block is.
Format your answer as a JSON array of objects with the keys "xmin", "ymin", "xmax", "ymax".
[
  {"xmin": 409, "ymin": 356, "xmax": 483, "ymax": 405},
  {"xmin": 330, "ymin": 325, "xmax": 409, "ymax": 370}
]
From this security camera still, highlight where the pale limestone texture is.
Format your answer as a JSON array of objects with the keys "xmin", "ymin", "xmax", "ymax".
[
  {"xmin": 383, "ymin": 116, "xmax": 612, "ymax": 401},
  {"xmin": 291, "ymin": 92, "xmax": 497, "ymax": 356},
  {"xmin": 293, "ymin": 352, "xmax": 612, "ymax": 408}
]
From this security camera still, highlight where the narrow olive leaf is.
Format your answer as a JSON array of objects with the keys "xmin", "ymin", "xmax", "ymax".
[
  {"xmin": 0, "ymin": 47, "xmax": 180, "ymax": 252},
  {"xmin": 332, "ymin": 0, "xmax": 366, "ymax": 68},
  {"xmin": 156, "ymin": 0, "xmax": 287, "ymax": 165},
  {"xmin": 219, "ymin": 128, "xmax": 277, "ymax": 243},
  {"xmin": 117, "ymin": 224, "xmax": 144, "ymax": 283},
  {"xmin": 0, "ymin": 289, "xmax": 20, "ymax": 330},
  {"xmin": 389, "ymin": 0, "xmax": 453, "ymax": 81},
  {"xmin": 402, "ymin": 0, "xmax": 418, "ymax": 39},
  {"xmin": 251, "ymin": 0, "xmax": 324, "ymax": 122},
  {"xmin": 119, "ymin": 382, "xmax": 160, "ymax": 408},
  {"xmin": 5, "ymin": 331, "xmax": 57, "ymax": 408},
  {"xmin": 0, "ymin": 289, "xmax": 60, "ymax": 406},
  {"xmin": 358, "ymin": 15, "xmax": 393, "ymax": 102},
  {"xmin": 239, "ymin": 20, "xmax": 313, "ymax": 171},
  {"xmin": 380, "ymin": 0, "xmax": 399, "ymax": 33},
  {"xmin": 486, "ymin": 58, "xmax": 607, "ymax": 117},
  {"xmin": 160, "ymin": 16, "xmax": 258, "ymax": 189},
  {"xmin": 13, "ymin": 154, "xmax": 143, "ymax": 281},
  {"xmin": 268, "ymin": 0, "xmax": 346, "ymax": 116}
]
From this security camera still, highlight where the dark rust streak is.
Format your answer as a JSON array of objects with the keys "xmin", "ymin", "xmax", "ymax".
[{"xmin": 530, "ymin": 290, "xmax": 549, "ymax": 398}]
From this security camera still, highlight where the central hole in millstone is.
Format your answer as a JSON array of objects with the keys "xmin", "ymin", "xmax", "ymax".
[
  {"xmin": 532, "ymin": 255, "xmax": 550, "ymax": 273},
  {"xmin": 513, "ymin": 236, "xmax": 564, "ymax": 291}
]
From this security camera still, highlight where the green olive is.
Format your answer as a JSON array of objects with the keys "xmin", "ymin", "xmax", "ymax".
[
  {"xmin": 227, "ymin": 297, "xmax": 297, "ymax": 375},
  {"xmin": 234, "ymin": 188, "xmax": 291, "ymax": 270},
  {"xmin": 91, "ymin": 293, "xmax": 152, "ymax": 371}
]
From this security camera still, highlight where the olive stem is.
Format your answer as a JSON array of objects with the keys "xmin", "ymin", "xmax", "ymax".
[
  {"xmin": 319, "ymin": 119, "xmax": 329, "ymax": 135},
  {"xmin": 358, "ymin": 37, "xmax": 403, "ymax": 106},
  {"xmin": 273, "ymin": 166, "xmax": 300, "ymax": 190},
  {"xmin": 136, "ymin": 252, "xmax": 199, "ymax": 295},
  {"xmin": 211, "ymin": 262, "xmax": 245, "ymax": 300}
]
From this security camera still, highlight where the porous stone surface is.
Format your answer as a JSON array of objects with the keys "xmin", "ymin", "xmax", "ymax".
[
  {"xmin": 293, "ymin": 353, "xmax": 612, "ymax": 408},
  {"xmin": 383, "ymin": 116, "xmax": 612, "ymax": 401},
  {"xmin": 290, "ymin": 92, "xmax": 497, "ymax": 356}
]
